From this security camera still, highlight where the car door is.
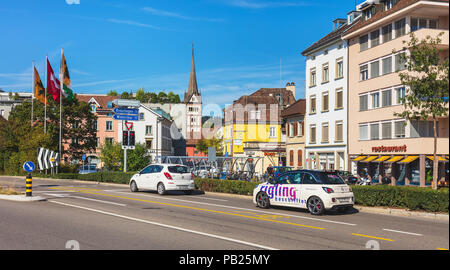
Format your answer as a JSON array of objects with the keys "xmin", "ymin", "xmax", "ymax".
[
  {"xmin": 137, "ymin": 165, "xmax": 154, "ymax": 190},
  {"xmin": 149, "ymin": 165, "xmax": 164, "ymax": 190},
  {"xmin": 273, "ymin": 172, "xmax": 302, "ymax": 207},
  {"xmin": 301, "ymin": 172, "xmax": 320, "ymax": 204}
]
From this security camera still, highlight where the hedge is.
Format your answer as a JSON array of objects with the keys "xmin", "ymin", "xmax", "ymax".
[
  {"xmin": 33, "ymin": 172, "xmax": 135, "ymax": 184},
  {"xmin": 194, "ymin": 178, "xmax": 260, "ymax": 196}
]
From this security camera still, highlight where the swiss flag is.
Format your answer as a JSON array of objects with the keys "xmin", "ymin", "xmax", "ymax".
[{"xmin": 47, "ymin": 58, "xmax": 61, "ymax": 103}]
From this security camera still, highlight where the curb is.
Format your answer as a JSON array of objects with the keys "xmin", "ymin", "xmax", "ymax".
[{"xmin": 0, "ymin": 194, "xmax": 46, "ymax": 202}]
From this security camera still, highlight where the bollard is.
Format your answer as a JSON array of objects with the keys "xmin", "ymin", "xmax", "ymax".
[{"xmin": 26, "ymin": 173, "xmax": 32, "ymax": 197}]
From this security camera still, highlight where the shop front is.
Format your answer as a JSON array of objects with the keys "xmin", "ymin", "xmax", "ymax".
[{"xmin": 351, "ymin": 146, "xmax": 449, "ymax": 187}]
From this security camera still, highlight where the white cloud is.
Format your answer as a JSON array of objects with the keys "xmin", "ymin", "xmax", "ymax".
[
  {"xmin": 108, "ymin": 18, "xmax": 161, "ymax": 29},
  {"xmin": 228, "ymin": 0, "xmax": 313, "ymax": 9},
  {"xmin": 142, "ymin": 7, "xmax": 225, "ymax": 22}
]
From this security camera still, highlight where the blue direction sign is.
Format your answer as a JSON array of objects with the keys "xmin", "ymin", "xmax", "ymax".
[
  {"xmin": 113, "ymin": 108, "xmax": 139, "ymax": 115},
  {"xmin": 113, "ymin": 114, "xmax": 139, "ymax": 121},
  {"xmin": 23, "ymin": 161, "xmax": 35, "ymax": 173}
]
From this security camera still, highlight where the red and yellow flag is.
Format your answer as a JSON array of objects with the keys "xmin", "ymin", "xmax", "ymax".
[{"xmin": 34, "ymin": 66, "xmax": 46, "ymax": 104}]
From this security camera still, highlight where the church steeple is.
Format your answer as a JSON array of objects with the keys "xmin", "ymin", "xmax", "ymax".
[{"xmin": 184, "ymin": 44, "xmax": 200, "ymax": 103}]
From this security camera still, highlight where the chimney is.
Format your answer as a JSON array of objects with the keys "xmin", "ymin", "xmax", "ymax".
[{"xmin": 285, "ymin": 82, "xmax": 295, "ymax": 100}]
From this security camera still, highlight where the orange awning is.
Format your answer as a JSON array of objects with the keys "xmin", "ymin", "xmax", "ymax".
[
  {"xmin": 372, "ymin": 156, "xmax": 391, "ymax": 163},
  {"xmin": 359, "ymin": 156, "xmax": 379, "ymax": 163},
  {"xmin": 385, "ymin": 156, "xmax": 405, "ymax": 163},
  {"xmin": 398, "ymin": 156, "xmax": 419, "ymax": 164},
  {"xmin": 427, "ymin": 156, "xmax": 449, "ymax": 162},
  {"xmin": 352, "ymin": 156, "xmax": 367, "ymax": 161}
]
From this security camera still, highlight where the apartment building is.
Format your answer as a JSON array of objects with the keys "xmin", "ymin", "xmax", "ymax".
[
  {"xmin": 223, "ymin": 86, "xmax": 295, "ymax": 174},
  {"xmin": 342, "ymin": 0, "xmax": 449, "ymax": 186},
  {"xmin": 281, "ymin": 98, "xmax": 306, "ymax": 169},
  {"xmin": 301, "ymin": 17, "xmax": 358, "ymax": 171}
]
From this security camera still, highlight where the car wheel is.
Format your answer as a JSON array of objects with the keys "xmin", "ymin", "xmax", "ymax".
[
  {"xmin": 256, "ymin": 192, "xmax": 270, "ymax": 209},
  {"xmin": 307, "ymin": 196, "xmax": 325, "ymax": 215},
  {"xmin": 157, "ymin": 182, "xmax": 166, "ymax": 195},
  {"xmin": 183, "ymin": 190, "xmax": 192, "ymax": 195},
  {"xmin": 130, "ymin": 181, "xmax": 138, "ymax": 192}
]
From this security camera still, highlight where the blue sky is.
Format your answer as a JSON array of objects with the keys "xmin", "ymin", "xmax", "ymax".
[{"xmin": 0, "ymin": 0, "xmax": 357, "ymax": 108}]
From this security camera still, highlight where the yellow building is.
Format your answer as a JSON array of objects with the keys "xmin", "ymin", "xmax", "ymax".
[{"xmin": 223, "ymin": 85, "xmax": 296, "ymax": 174}]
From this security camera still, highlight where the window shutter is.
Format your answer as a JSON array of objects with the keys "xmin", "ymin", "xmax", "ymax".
[
  {"xmin": 298, "ymin": 150, "xmax": 303, "ymax": 167},
  {"xmin": 294, "ymin": 122, "xmax": 298, "ymax": 136},
  {"xmin": 289, "ymin": 150, "xmax": 294, "ymax": 166}
]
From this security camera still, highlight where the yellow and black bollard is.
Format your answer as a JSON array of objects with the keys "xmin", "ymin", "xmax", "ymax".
[{"xmin": 26, "ymin": 173, "xmax": 32, "ymax": 197}]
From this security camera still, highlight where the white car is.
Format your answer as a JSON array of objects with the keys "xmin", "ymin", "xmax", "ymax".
[
  {"xmin": 130, "ymin": 164, "xmax": 195, "ymax": 195},
  {"xmin": 253, "ymin": 170, "xmax": 354, "ymax": 215}
]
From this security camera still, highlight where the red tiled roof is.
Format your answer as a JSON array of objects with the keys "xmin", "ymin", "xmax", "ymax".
[
  {"xmin": 76, "ymin": 95, "xmax": 118, "ymax": 110},
  {"xmin": 281, "ymin": 99, "xmax": 306, "ymax": 118}
]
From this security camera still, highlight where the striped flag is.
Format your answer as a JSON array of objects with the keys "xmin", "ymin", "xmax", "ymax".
[{"xmin": 60, "ymin": 51, "xmax": 74, "ymax": 102}]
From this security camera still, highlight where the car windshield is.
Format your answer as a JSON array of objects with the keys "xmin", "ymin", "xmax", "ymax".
[
  {"xmin": 313, "ymin": 172, "xmax": 345, "ymax": 184},
  {"xmin": 278, "ymin": 167, "xmax": 292, "ymax": 173},
  {"xmin": 82, "ymin": 165, "xmax": 96, "ymax": 170},
  {"xmin": 168, "ymin": 166, "xmax": 190, "ymax": 174}
]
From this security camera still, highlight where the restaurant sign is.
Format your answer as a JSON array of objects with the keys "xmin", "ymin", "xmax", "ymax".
[{"xmin": 372, "ymin": 145, "xmax": 407, "ymax": 153}]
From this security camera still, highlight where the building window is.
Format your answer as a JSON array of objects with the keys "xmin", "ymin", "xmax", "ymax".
[
  {"xmin": 322, "ymin": 123, "xmax": 329, "ymax": 143},
  {"xmin": 310, "ymin": 96, "xmax": 316, "ymax": 114},
  {"xmin": 410, "ymin": 120, "xmax": 437, "ymax": 138},
  {"xmin": 322, "ymin": 92, "xmax": 329, "ymax": 112},
  {"xmin": 382, "ymin": 89, "xmax": 392, "ymax": 107},
  {"xmin": 335, "ymin": 89, "xmax": 343, "ymax": 109},
  {"xmin": 250, "ymin": 110, "xmax": 261, "ymax": 120},
  {"xmin": 395, "ymin": 18, "xmax": 406, "ymax": 38},
  {"xmin": 360, "ymin": 94, "xmax": 368, "ymax": 111},
  {"xmin": 395, "ymin": 53, "xmax": 407, "ymax": 71},
  {"xmin": 385, "ymin": 0, "xmax": 394, "ymax": 10},
  {"xmin": 289, "ymin": 150, "xmax": 294, "ymax": 166},
  {"xmin": 298, "ymin": 150, "xmax": 303, "ymax": 167},
  {"xmin": 139, "ymin": 113, "xmax": 144, "ymax": 121},
  {"xmin": 411, "ymin": 18, "xmax": 438, "ymax": 32},
  {"xmin": 269, "ymin": 126, "xmax": 277, "ymax": 138},
  {"xmin": 322, "ymin": 63, "xmax": 329, "ymax": 83},
  {"xmin": 359, "ymin": 124, "xmax": 369, "ymax": 140},
  {"xmin": 93, "ymin": 120, "xmax": 98, "ymax": 131},
  {"xmin": 105, "ymin": 137, "xmax": 114, "ymax": 144},
  {"xmin": 106, "ymin": 121, "xmax": 113, "ymax": 131},
  {"xmin": 396, "ymin": 87, "xmax": 406, "ymax": 104},
  {"xmin": 360, "ymin": 34, "xmax": 369, "ymax": 51},
  {"xmin": 297, "ymin": 121, "xmax": 304, "ymax": 137},
  {"xmin": 382, "ymin": 122, "xmax": 392, "ymax": 139},
  {"xmin": 310, "ymin": 68, "xmax": 316, "ymax": 87},
  {"xmin": 370, "ymin": 123, "xmax": 380, "ymax": 140},
  {"xmin": 96, "ymin": 137, "xmax": 100, "ymax": 148},
  {"xmin": 336, "ymin": 58, "xmax": 344, "ymax": 79},
  {"xmin": 360, "ymin": 64, "xmax": 368, "ymax": 81},
  {"xmin": 394, "ymin": 120, "xmax": 406, "ymax": 138},
  {"xmin": 370, "ymin": 29, "xmax": 380, "ymax": 47},
  {"xmin": 382, "ymin": 24, "xmax": 393, "ymax": 43},
  {"xmin": 382, "ymin": 56, "xmax": 392, "ymax": 75},
  {"xmin": 310, "ymin": 125, "xmax": 316, "ymax": 143},
  {"xmin": 371, "ymin": 92, "xmax": 380, "ymax": 109},
  {"xmin": 90, "ymin": 104, "xmax": 96, "ymax": 113},
  {"xmin": 146, "ymin": 140, "xmax": 153, "ymax": 149},
  {"xmin": 370, "ymin": 60, "xmax": 380, "ymax": 78},
  {"xmin": 145, "ymin": 125, "xmax": 153, "ymax": 136},
  {"xmin": 335, "ymin": 121, "xmax": 343, "ymax": 142}
]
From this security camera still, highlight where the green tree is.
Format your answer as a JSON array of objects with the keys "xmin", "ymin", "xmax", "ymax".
[
  {"xmin": 394, "ymin": 32, "xmax": 449, "ymax": 190},
  {"xmin": 157, "ymin": 91, "xmax": 168, "ymax": 104},
  {"xmin": 99, "ymin": 141, "xmax": 122, "ymax": 171},
  {"xmin": 120, "ymin": 91, "xmax": 131, "ymax": 99},
  {"xmin": 135, "ymin": 88, "xmax": 148, "ymax": 103},
  {"xmin": 126, "ymin": 143, "xmax": 150, "ymax": 171},
  {"xmin": 107, "ymin": 90, "xmax": 118, "ymax": 96}
]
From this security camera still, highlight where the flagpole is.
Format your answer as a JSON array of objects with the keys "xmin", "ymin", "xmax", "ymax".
[
  {"xmin": 44, "ymin": 55, "xmax": 48, "ymax": 134},
  {"xmin": 59, "ymin": 48, "xmax": 63, "ymax": 173},
  {"xmin": 31, "ymin": 61, "xmax": 34, "ymax": 127}
]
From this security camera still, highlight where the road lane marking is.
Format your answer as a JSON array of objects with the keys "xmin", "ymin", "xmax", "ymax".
[
  {"xmin": 49, "ymin": 200, "xmax": 278, "ymax": 250},
  {"xmin": 50, "ymin": 188, "xmax": 325, "ymax": 230},
  {"xmin": 352, "ymin": 233, "xmax": 394, "ymax": 242},
  {"xmin": 382, "ymin": 229, "xmax": 423, "ymax": 236},
  {"xmin": 436, "ymin": 248, "xmax": 448, "ymax": 250},
  {"xmin": 189, "ymin": 196, "xmax": 228, "ymax": 202},
  {"xmin": 110, "ymin": 190, "xmax": 356, "ymax": 226},
  {"xmin": 71, "ymin": 196, "xmax": 127, "ymax": 207}
]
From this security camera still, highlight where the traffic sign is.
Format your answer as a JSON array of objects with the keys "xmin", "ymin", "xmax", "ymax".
[
  {"xmin": 113, "ymin": 114, "xmax": 139, "ymax": 121},
  {"xmin": 23, "ymin": 161, "xmax": 35, "ymax": 173},
  {"xmin": 82, "ymin": 154, "xmax": 86, "ymax": 161},
  {"xmin": 113, "ymin": 108, "xmax": 139, "ymax": 115},
  {"xmin": 125, "ymin": 122, "xmax": 133, "ymax": 130}
]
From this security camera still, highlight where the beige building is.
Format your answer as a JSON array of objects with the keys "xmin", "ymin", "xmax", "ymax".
[
  {"xmin": 343, "ymin": 0, "xmax": 449, "ymax": 187},
  {"xmin": 281, "ymin": 98, "xmax": 306, "ymax": 169}
]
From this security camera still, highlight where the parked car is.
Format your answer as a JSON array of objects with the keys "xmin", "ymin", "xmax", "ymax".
[
  {"xmin": 253, "ymin": 170, "xmax": 354, "ymax": 215},
  {"xmin": 129, "ymin": 164, "xmax": 195, "ymax": 195},
  {"xmin": 78, "ymin": 164, "xmax": 98, "ymax": 174},
  {"xmin": 335, "ymin": 170, "xmax": 358, "ymax": 185}
]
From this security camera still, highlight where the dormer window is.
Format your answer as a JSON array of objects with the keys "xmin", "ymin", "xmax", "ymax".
[
  {"xmin": 384, "ymin": 0, "xmax": 394, "ymax": 11},
  {"xmin": 90, "ymin": 104, "xmax": 96, "ymax": 113},
  {"xmin": 107, "ymin": 101, "xmax": 112, "ymax": 108}
]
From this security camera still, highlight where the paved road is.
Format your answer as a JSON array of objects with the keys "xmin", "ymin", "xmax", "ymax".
[{"xmin": 0, "ymin": 176, "xmax": 448, "ymax": 250}]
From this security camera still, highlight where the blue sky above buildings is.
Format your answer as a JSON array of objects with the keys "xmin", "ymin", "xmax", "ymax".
[{"xmin": 0, "ymin": 0, "xmax": 357, "ymax": 108}]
